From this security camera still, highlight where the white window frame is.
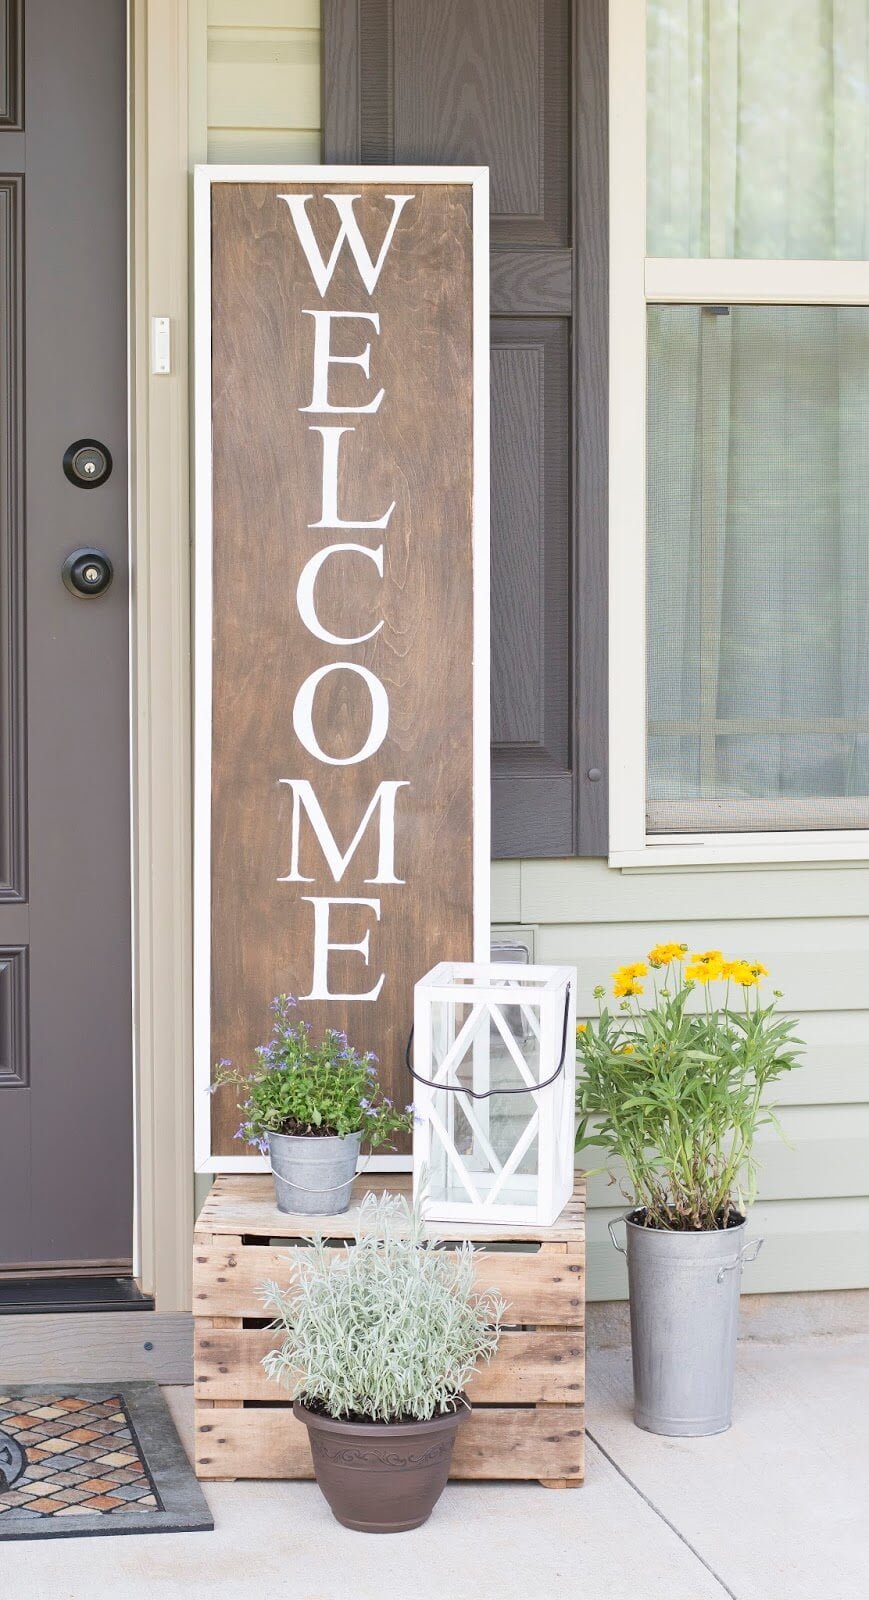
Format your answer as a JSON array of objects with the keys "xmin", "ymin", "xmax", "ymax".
[{"xmin": 608, "ymin": 0, "xmax": 869, "ymax": 868}]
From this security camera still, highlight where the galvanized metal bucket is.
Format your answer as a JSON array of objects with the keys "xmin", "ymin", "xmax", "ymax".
[
  {"xmin": 609, "ymin": 1211, "xmax": 763, "ymax": 1437},
  {"xmin": 268, "ymin": 1131, "xmax": 362, "ymax": 1217}
]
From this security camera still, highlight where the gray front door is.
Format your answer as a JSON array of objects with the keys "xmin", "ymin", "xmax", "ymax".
[{"xmin": 0, "ymin": 0, "xmax": 132, "ymax": 1272}]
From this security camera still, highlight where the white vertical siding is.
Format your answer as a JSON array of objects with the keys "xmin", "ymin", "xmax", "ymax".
[
  {"xmin": 493, "ymin": 859, "xmax": 869, "ymax": 1300},
  {"xmin": 206, "ymin": 0, "xmax": 320, "ymax": 164}
]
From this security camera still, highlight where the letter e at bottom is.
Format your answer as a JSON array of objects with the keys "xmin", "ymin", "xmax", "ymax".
[{"xmin": 300, "ymin": 896, "xmax": 385, "ymax": 1001}]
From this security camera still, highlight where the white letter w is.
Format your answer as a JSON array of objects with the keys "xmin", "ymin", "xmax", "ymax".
[{"xmin": 278, "ymin": 193, "xmax": 414, "ymax": 297}]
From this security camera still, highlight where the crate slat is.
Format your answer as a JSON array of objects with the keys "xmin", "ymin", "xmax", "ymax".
[
  {"xmin": 195, "ymin": 1403, "xmax": 584, "ymax": 1482},
  {"xmin": 195, "ymin": 1326, "xmax": 585, "ymax": 1404},
  {"xmin": 193, "ymin": 1244, "xmax": 584, "ymax": 1324},
  {"xmin": 197, "ymin": 1174, "xmax": 586, "ymax": 1244}
]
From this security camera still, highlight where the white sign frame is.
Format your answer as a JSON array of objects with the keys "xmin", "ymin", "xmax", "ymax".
[{"xmin": 193, "ymin": 166, "xmax": 491, "ymax": 1173}]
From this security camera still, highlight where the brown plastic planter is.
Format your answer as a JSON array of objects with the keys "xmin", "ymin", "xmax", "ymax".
[{"xmin": 293, "ymin": 1398, "xmax": 470, "ymax": 1532}]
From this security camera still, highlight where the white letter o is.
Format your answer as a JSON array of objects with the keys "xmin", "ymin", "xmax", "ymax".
[{"xmin": 292, "ymin": 663, "xmax": 389, "ymax": 766}]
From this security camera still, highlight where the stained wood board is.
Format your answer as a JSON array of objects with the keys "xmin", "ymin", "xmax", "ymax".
[{"xmin": 194, "ymin": 167, "xmax": 490, "ymax": 1169}]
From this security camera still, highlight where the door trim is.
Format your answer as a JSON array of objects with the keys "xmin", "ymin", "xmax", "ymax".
[{"xmin": 129, "ymin": 0, "xmax": 194, "ymax": 1311}]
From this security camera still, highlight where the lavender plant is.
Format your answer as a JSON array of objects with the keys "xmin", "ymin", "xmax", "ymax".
[
  {"xmin": 261, "ymin": 1192, "xmax": 505, "ymax": 1423},
  {"xmin": 211, "ymin": 995, "xmax": 412, "ymax": 1155}
]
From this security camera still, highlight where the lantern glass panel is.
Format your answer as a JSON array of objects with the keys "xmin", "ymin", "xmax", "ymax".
[{"xmin": 427, "ymin": 990, "xmax": 545, "ymax": 1211}]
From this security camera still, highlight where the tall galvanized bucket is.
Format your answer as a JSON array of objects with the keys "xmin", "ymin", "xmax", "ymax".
[
  {"xmin": 268, "ymin": 1131, "xmax": 361, "ymax": 1217},
  {"xmin": 610, "ymin": 1211, "xmax": 763, "ymax": 1437}
]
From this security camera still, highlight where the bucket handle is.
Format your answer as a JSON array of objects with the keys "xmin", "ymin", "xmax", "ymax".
[
  {"xmin": 717, "ymin": 1237, "xmax": 763, "ymax": 1283},
  {"xmin": 269, "ymin": 1149, "xmax": 373, "ymax": 1198},
  {"xmin": 608, "ymin": 1216, "xmax": 628, "ymax": 1256}
]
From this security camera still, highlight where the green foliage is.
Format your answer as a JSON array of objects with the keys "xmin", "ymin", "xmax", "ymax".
[
  {"xmin": 261, "ymin": 1192, "xmax": 505, "ymax": 1423},
  {"xmin": 211, "ymin": 995, "xmax": 412, "ymax": 1154},
  {"xmin": 575, "ymin": 949, "xmax": 803, "ymax": 1230}
]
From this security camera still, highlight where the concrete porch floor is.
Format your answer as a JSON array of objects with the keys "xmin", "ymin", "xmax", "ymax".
[{"xmin": 2, "ymin": 1329, "xmax": 866, "ymax": 1600}]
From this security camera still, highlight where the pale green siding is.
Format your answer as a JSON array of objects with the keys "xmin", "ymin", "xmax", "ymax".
[
  {"xmin": 206, "ymin": 0, "xmax": 320, "ymax": 164},
  {"xmin": 494, "ymin": 859, "xmax": 869, "ymax": 1299},
  {"xmin": 200, "ymin": 12, "xmax": 869, "ymax": 1302}
]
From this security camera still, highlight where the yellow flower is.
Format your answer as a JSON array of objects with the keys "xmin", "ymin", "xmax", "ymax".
[
  {"xmin": 685, "ymin": 962, "xmax": 711, "ymax": 984},
  {"xmin": 576, "ymin": 1023, "xmax": 587, "ymax": 1035},
  {"xmin": 689, "ymin": 950, "xmax": 724, "ymax": 980},
  {"xmin": 612, "ymin": 962, "xmax": 647, "ymax": 998},
  {"xmin": 648, "ymin": 942, "xmax": 686, "ymax": 967},
  {"xmin": 748, "ymin": 961, "xmax": 769, "ymax": 979},
  {"xmin": 613, "ymin": 976, "xmax": 644, "ymax": 998},
  {"xmin": 727, "ymin": 960, "xmax": 759, "ymax": 988},
  {"xmin": 619, "ymin": 1043, "xmax": 635, "ymax": 1054}
]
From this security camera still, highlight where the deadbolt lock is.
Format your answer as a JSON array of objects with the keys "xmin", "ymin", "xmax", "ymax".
[
  {"xmin": 63, "ymin": 438, "xmax": 113, "ymax": 489},
  {"xmin": 62, "ymin": 548, "xmax": 114, "ymax": 598}
]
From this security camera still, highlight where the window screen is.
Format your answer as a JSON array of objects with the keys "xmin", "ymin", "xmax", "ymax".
[{"xmin": 647, "ymin": 304, "xmax": 869, "ymax": 832}]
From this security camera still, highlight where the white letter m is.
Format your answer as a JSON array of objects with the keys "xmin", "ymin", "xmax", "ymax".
[{"xmin": 278, "ymin": 779, "xmax": 409, "ymax": 885}]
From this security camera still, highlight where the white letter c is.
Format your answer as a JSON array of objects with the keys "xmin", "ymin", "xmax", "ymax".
[{"xmin": 295, "ymin": 543, "xmax": 384, "ymax": 646}]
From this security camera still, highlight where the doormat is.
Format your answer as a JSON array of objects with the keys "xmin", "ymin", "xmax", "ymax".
[{"xmin": 0, "ymin": 1383, "xmax": 212, "ymax": 1540}]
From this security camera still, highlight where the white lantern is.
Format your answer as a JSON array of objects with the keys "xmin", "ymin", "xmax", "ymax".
[{"xmin": 411, "ymin": 962, "xmax": 577, "ymax": 1226}]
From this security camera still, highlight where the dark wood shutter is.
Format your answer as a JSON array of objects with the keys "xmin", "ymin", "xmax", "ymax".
[{"xmin": 322, "ymin": 0, "xmax": 608, "ymax": 857}]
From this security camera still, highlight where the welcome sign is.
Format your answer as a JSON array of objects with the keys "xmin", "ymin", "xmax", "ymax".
[{"xmin": 194, "ymin": 168, "xmax": 490, "ymax": 1169}]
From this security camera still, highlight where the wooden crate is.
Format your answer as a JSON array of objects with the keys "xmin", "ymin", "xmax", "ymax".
[{"xmin": 193, "ymin": 1174, "xmax": 585, "ymax": 1488}]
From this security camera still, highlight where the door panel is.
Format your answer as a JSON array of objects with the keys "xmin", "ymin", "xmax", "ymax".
[
  {"xmin": 0, "ymin": 0, "xmax": 132, "ymax": 1271},
  {"xmin": 0, "ymin": 1, "xmax": 22, "ymax": 130},
  {"xmin": 0, "ymin": 172, "xmax": 24, "ymax": 901}
]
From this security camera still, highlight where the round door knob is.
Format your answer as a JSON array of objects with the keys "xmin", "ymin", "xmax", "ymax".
[
  {"xmin": 62, "ymin": 548, "xmax": 114, "ymax": 597},
  {"xmin": 63, "ymin": 438, "xmax": 112, "ymax": 489}
]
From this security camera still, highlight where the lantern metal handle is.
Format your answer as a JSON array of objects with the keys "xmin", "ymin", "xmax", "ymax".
[{"xmin": 405, "ymin": 986, "xmax": 571, "ymax": 1100}]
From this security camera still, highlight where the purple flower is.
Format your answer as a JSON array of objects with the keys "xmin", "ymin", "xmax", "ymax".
[{"xmin": 269, "ymin": 994, "xmax": 297, "ymax": 1020}]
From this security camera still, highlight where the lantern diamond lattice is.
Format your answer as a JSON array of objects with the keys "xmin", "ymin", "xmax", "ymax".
[{"xmin": 411, "ymin": 963, "xmax": 577, "ymax": 1226}]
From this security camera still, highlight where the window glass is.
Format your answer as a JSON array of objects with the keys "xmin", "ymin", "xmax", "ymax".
[
  {"xmin": 647, "ymin": 0, "xmax": 869, "ymax": 258},
  {"xmin": 647, "ymin": 304, "xmax": 869, "ymax": 831}
]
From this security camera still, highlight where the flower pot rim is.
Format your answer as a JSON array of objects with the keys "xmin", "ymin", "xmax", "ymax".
[
  {"xmin": 293, "ymin": 1397, "xmax": 471, "ymax": 1438},
  {"xmin": 623, "ymin": 1206, "xmax": 747, "ymax": 1236},
  {"xmin": 267, "ymin": 1129, "xmax": 362, "ymax": 1148}
]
